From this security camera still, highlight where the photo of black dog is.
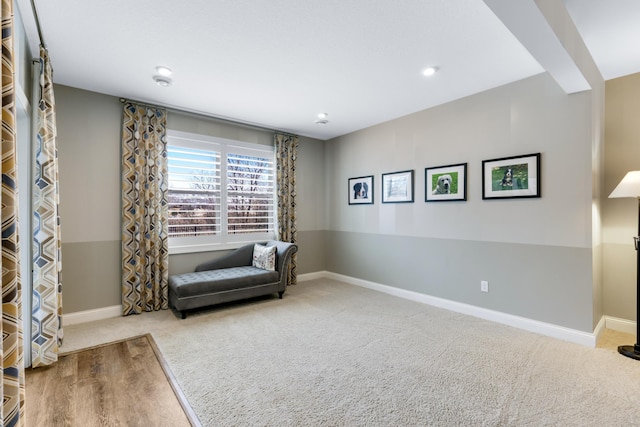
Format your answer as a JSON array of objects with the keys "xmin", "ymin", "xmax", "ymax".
[
  {"xmin": 353, "ymin": 182, "xmax": 369, "ymax": 199},
  {"xmin": 488, "ymin": 156, "xmax": 537, "ymax": 195},
  {"xmin": 500, "ymin": 168, "xmax": 513, "ymax": 187}
]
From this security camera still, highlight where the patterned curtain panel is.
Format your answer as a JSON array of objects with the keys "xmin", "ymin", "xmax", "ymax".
[
  {"xmin": 121, "ymin": 102, "xmax": 169, "ymax": 315},
  {"xmin": 274, "ymin": 133, "xmax": 298, "ymax": 286},
  {"xmin": 32, "ymin": 46, "xmax": 63, "ymax": 368},
  {"xmin": 1, "ymin": 0, "xmax": 25, "ymax": 424}
]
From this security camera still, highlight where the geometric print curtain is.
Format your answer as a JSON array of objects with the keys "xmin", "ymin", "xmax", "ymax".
[
  {"xmin": 121, "ymin": 102, "xmax": 169, "ymax": 315},
  {"xmin": 32, "ymin": 46, "xmax": 63, "ymax": 367},
  {"xmin": 274, "ymin": 133, "xmax": 298, "ymax": 286},
  {"xmin": 1, "ymin": 0, "xmax": 25, "ymax": 424}
]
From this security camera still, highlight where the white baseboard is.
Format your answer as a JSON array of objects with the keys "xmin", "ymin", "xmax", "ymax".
[
  {"xmin": 64, "ymin": 273, "xmax": 625, "ymax": 348},
  {"xmin": 64, "ymin": 273, "xmax": 325, "ymax": 325},
  {"xmin": 298, "ymin": 271, "xmax": 328, "ymax": 282},
  {"xmin": 62, "ymin": 272, "xmax": 328, "ymax": 325},
  {"xmin": 605, "ymin": 316, "xmax": 637, "ymax": 335},
  {"xmin": 306, "ymin": 271, "xmax": 597, "ymax": 348},
  {"xmin": 593, "ymin": 315, "xmax": 607, "ymax": 343},
  {"xmin": 63, "ymin": 305, "xmax": 122, "ymax": 326}
]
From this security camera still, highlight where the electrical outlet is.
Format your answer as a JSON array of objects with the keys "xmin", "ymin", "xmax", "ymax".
[{"xmin": 481, "ymin": 280, "xmax": 489, "ymax": 292}]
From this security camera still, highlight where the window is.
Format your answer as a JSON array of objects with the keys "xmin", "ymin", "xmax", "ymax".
[{"xmin": 167, "ymin": 130, "xmax": 276, "ymax": 253}]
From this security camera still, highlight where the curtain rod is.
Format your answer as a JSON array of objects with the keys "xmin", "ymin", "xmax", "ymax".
[
  {"xmin": 29, "ymin": 0, "xmax": 46, "ymax": 48},
  {"xmin": 119, "ymin": 97, "xmax": 298, "ymax": 138}
]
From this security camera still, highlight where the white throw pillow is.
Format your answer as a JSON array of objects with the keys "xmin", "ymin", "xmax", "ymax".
[{"xmin": 252, "ymin": 244, "xmax": 276, "ymax": 271}]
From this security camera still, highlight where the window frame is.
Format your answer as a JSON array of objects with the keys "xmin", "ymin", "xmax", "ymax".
[{"xmin": 167, "ymin": 130, "xmax": 277, "ymax": 254}]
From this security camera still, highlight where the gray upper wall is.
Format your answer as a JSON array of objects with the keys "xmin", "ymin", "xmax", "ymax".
[
  {"xmin": 57, "ymin": 86, "xmax": 122, "ymax": 244},
  {"xmin": 56, "ymin": 86, "xmax": 327, "ymax": 246},
  {"xmin": 168, "ymin": 110, "xmax": 328, "ymax": 232},
  {"xmin": 14, "ymin": 4, "xmax": 33, "ymax": 101},
  {"xmin": 326, "ymin": 73, "xmax": 594, "ymax": 249}
]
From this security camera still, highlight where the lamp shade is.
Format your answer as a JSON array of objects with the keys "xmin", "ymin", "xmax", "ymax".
[{"xmin": 609, "ymin": 171, "xmax": 640, "ymax": 199}]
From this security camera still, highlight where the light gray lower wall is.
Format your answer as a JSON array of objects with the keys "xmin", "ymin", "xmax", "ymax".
[
  {"xmin": 592, "ymin": 243, "xmax": 603, "ymax": 329},
  {"xmin": 295, "ymin": 230, "xmax": 327, "ymax": 274},
  {"xmin": 326, "ymin": 231, "xmax": 593, "ymax": 332},
  {"xmin": 168, "ymin": 230, "xmax": 327, "ymax": 276},
  {"xmin": 61, "ymin": 230, "xmax": 326, "ymax": 313},
  {"xmin": 62, "ymin": 241, "xmax": 122, "ymax": 313},
  {"xmin": 168, "ymin": 251, "xmax": 229, "ymax": 276}
]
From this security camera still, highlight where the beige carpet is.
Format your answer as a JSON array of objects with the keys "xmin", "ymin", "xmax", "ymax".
[{"xmin": 62, "ymin": 279, "xmax": 640, "ymax": 426}]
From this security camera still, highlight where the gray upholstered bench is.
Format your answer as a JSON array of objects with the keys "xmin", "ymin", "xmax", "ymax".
[{"xmin": 168, "ymin": 241, "xmax": 297, "ymax": 319}]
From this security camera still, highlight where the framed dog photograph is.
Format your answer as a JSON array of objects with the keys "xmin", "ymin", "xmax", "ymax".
[
  {"xmin": 425, "ymin": 163, "xmax": 467, "ymax": 202},
  {"xmin": 482, "ymin": 153, "xmax": 540, "ymax": 200},
  {"xmin": 382, "ymin": 170, "xmax": 414, "ymax": 203},
  {"xmin": 348, "ymin": 175, "xmax": 374, "ymax": 205}
]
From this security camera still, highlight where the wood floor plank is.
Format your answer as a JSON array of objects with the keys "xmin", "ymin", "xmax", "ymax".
[{"xmin": 26, "ymin": 334, "xmax": 196, "ymax": 427}]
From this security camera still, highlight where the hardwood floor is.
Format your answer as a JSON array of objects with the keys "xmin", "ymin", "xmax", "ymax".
[
  {"xmin": 26, "ymin": 334, "xmax": 198, "ymax": 427},
  {"xmin": 597, "ymin": 328, "xmax": 635, "ymax": 351}
]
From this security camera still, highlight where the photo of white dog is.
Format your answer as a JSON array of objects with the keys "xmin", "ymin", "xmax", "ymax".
[{"xmin": 432, "ymin": 174, "xmax": 452, "ymax": 195}]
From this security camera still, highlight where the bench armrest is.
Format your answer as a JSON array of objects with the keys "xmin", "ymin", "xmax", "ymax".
[
  {"xmin": 194, "ymin": 241, "xmax": 298, "ymax": 276},
  {"xmin": 265, "ymin": 241, "xmax": 298, "ymax": 277}
]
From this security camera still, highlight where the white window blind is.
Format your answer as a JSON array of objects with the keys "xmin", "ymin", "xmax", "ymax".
[
  {"xmin": 226, "ymin": 149, "xmax": 275, "ymax": 235},
  {"xmin": 167, "ymin": 131, "xmax": 276, "ymax": 253},
  {"xmin": 167, "ymin": 145, "xmax": 221, "ymax": 238}
]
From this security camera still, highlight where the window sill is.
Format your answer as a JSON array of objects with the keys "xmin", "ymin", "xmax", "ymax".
[
  {"xmin": 169, "ymin": 240, "xmax": 268, "ymax": 255},
  {"xmin": 169, "ymin": 242, "xmax": 248, "ymax": 255}
]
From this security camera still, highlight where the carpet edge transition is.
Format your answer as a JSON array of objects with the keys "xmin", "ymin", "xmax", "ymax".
[
  {"xmin": 47, "ymin": 333, "xmax": 201, "ymax": 427},
  {"xmin": 145, "ymin": 334, "xmax": 203, "ymax": 427}
]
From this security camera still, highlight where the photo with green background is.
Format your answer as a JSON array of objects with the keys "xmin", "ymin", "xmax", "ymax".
[
  {"xmin": 491, "ymin": 163, "xmax": 528, "ymax": 191},
  {"xmin": 432, "ymin": 172, "xmax": 458, "ymax": 194}
]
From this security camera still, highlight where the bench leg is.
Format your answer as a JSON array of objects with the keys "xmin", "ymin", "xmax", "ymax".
[
  {"xmin": 278, "ymin": 291, "xmax": 284, "ymax": 299},
  {"xmin": 181, "ymin": 311, "xmax": 187, "ymax": 319}
]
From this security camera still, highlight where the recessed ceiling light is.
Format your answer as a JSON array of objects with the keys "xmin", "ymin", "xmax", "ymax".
[
  {"xmin": 422, "ymin": 66, "xmax": 439, "ymax": 76},
  {"xmin": 153, "ymin": 75, "xmax": 173, "ymax": 87},
  {"xmin": 315, "ymin": 119, "xmax": 329, "ymax": 125},
  {"xmin": 156, "ymin": 66, "xmax": 173, "ymax": 77},
  {"xmin": 317, "ymin": 113, "xmax": 328, "ymax": 119}
]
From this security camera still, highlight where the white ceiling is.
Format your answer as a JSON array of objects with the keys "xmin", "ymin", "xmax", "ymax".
[
  {"xmin": 564, "ymin": 0, "xmax": 640, "ymax": 81},
  {"xmin": 17, "ymin": 0, "xmax": 640, "ymax": 140}
]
